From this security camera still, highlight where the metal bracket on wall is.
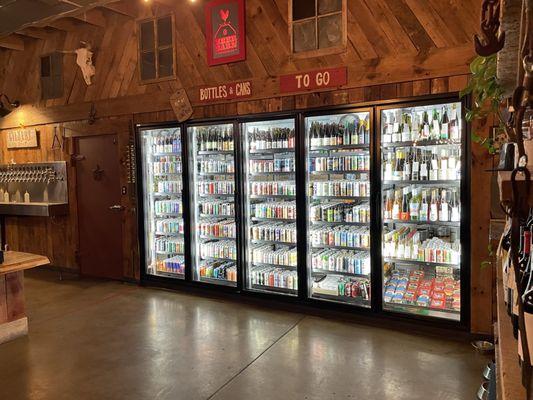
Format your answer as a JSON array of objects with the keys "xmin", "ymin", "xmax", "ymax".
[{"xmin": 51, "ymin": 126, "xmax": 62, "ymax": 150}]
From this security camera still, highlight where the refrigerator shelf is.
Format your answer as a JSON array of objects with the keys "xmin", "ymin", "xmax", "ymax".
[
  {"xmin": 199, "ymin": 276, "xmax": 237, "ymax": 287},
  {"xmin": 381, "ymin": 139, "xmax": 461, "ymax": 148},
  {"xmin": 251, "ymin": 239, "xmax": 296, "ymax": 246},
  {"xmin": 383, "ymin": 257, "xmax": 460, "ymax": 268},
  {"xmin": 384, "ymin": 301, "xmax": 460, "ymax": 316},
  {"xmin": 310, "ymin": 170, "xmax": 370, "ymax": 175},
  {"xmin": 250, "ymin": 148, "xmax": 295, "ymax": 155},
  {"xmin": 153, "ymin": 173, "xmax": 183, "ymax": 177},
  {"xmin": 200, "ymin": 256, "xmax": 236, "ymax": 263},
  {"xmin": 312, "ymin": 292, "xmax": 370, "ymax": 307},
  {"xmin": 312, "ymin": 269, "xmax": 369, "ymax": 278},
  {"xmin": 383, "ymin": 219, "xmax": 460, "ymax": 227},
  {"xmin": 198, "ymin": 172, "xmax": 235, "ymax": 177},
  {"xmin": 252, "ymin": 262, "xmax": 297, "ymax": 270},
  {"xmin": 250, "ymin": 171, "xmax": 295, "ymax": 176},
  {"xmin": 251, "ymin": 217, "xmax": 296, "ymax": 223},
  {"xmin": 156, "ymin": 251, "xmax": 184, "ymax": 256},
  {"xmin": 152, "ymin": 152, "xmax": 182, "ymax": 157},
  {"xmin": 309, "ymin": 150, "xmax": 369, "ymax": 157},
  {"xmin": 155, "ymin": 232, "xmax": 184, "ymax": 237},
  {"xmin": 250, "ymin": 284, "xmax": 297, "ymax": 295},
  {"xmin": 311, "ymin": 244, "xmax": 370, "ymax": 251},
  {"xmin": 155, "ymin": 213, "xmax": 183, "ymax": 218},
  {"xmin": 200, "ymin": 235, "xmax": 236, "ymax": 241},
  {"xmin": 198, "ymin": 194, "xmax": 234, "ymax": 199},
  {"xmin": 197, "ymin": 150, "xmax": 234, "ymax": 156},
  {"xmin": 311, "ymin": 195, "xmax": 369, "ymax": 200},
  {"xmin": 249, "ymin": 194, "xmax": 296, "ymax": 200},
  {"xmin": 153, "ymin": 193, "xmax": 182, "ymax": 198},
  {"xmin": 310, "ymin": 144, "xmax": 369, "ymax": 151},
  {"xmin": 155, "ymin": 271, "xmax": 185, "ymax": 279},
  {"xmin": 199, "ymin": 213, "xmax": 235, "ymax": 219},
  {"xmin": 382, "ymin": 180, "xmax": 460, "ymax": 186},
  {"xmin": 311, "ymin": 220, "xmax": 369, "ymax": 227}
]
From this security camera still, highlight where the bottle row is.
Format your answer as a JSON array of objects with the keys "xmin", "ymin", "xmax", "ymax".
[
  {"xmin": 199, "ymin": 201, "xmax": 235, "ymax": 217},
  {"xmin": 383, "ymin": 148, "xmax": 461, "ymax": 182},
  {"xmin": 383, "ymin": 228, "xmax": 460, "ymax": 264},
  {"xmin": 252, "ymin": 201, "xmax": 296, "ymax": 220},
  {"xmin": 151, "ymin": 132, "xmax": 182, "ymax": 155},
  {"xmin": 312, "ymin": 275, "xmax": 370, "ymax": 300},
  {"xmin": 199, "ymin": 260, "xmax": 237, "ymax": 281},
  {"xmin": 251, "ymin": 244, "xmax": 298, "ymax": 267},
  {"xmin": 251, "ymin": 222, "xmax": 296, "ymax": 244},
  {"xmin": 200, "ymin": 240, "xmax": 237, "ymax": 260},
  {"xmin": 249, "ymin": 158, "xmax": 295, "ymax": 174},
  {"xmin": 311, "ymin": 249, "xmax": 370, "ymax": 275},
  {"xmin": 309, "ymin": 119, "xmax": 370, "ymax": 148},
  {"xmin": 250, "ymin": 182, "xmax": 296, "ymax": 197},
  {"xmin": 156, "ymin": 255, "xmax": 186, "ymax": 275},
  {"xmin": 251, "ymin": 267, "xmax": 298, "ymax": 290},
  {"xmin": 310, "ymin": 154, "xmax": 370, "ymax": 173},
  {"xmin": 156, "ymin": 238, "xmax": 185, "ymax": 254},
  {"xmin": 310, "ymin": 227, "xmax": 370, "ymax": 249},
  {"xmin": 198, "ymin": 181, "xmax": 235, "ymax": 196},
  {"xmin": 249, "ymin": 127, "xmax": 296, "ymax": 152},
  {"xmin": 384, "ymin": 187, "xmax": 461, "ymax": 223},
  {"xmin": 155, "ymin": 200, "xmax": 183, "ymax": 215},
  {"xmin": 310, "ymin": 202, "xmax": 370, "ymax": 224},
  {"xmin": 199, "ymin": 219, "xmax": 236, "ymax": 239},
  {"xmin": 381, "ymin": 104, "xmax": 461, "ymax": 143},
  {"xmin": 196, "ymin": 128, "xmax": 234, "ymax": 152},
  {"xmin": 384, "ymin": 269, "xmax": 460, "ymax": 311},
  {"xmin": 152, "ymin": 158, "xmax": 182, "ymax": 175},
  {"xmin": 197, "ymin": 159, "xmax": 235, "ymax": 174},
  {"xmin": 155, "ymin": 219, "xmax": 184, "ymax": 234},
  {"xmin": 155, "ymin": 180, "xmax": 182, "ymax": 195},
  {"xmin": 310, "ymin": 180, "xmax": 370, "ymax": 198}
]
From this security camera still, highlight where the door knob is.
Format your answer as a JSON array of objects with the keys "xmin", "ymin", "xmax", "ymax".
[{"xmin": 109, "ymin": 205, "xmax": 125, "ymax": 211}]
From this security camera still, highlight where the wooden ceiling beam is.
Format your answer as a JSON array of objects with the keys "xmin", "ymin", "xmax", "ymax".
[
  {"xmin": 99, "ymin": 1, "xmax": 138, "ymax": 18},
  {"xmin": 44, "ymin": 18, "xmax": 80, "ymax": 32},
  {"xmin": 71, "ymin": 9, "xmax": 107, "ymax": 27},
  {"xmin": 0, "ymin": 34, "xmax": 24, "ymax": 51},
  {"xmin": 15, "ymin": 27, "xmax": 51, "ymax": 41}
]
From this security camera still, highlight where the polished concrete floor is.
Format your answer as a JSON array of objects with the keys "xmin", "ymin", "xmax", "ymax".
[{"xmin": 0, "ymin": 269, "xmax": 488, "ymax": 400}]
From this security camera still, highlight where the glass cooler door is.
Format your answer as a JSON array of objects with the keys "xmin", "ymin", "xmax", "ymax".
[
  {"xmin": 380, "ymin": 101, "xmax": 463, "ymax": 321},
  {"xmin": 242, "ymin": 118, "xmax": 298, "ymax": 296},
  {"xmin": 305, "ymin": 111, "xmax": 372, "ymax": 307},
  {"xmin": 139, "ymin": 126, "xmax": 186, "ymax": 279},
  {"xmin": 189, "ymin": 123, "xmax": 238, "ymax": 287}
]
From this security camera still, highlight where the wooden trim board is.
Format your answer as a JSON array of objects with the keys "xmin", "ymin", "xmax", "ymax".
[
  {"xmin": 0, "ymin": 252, "xmax": 50, "ymax": 276},
  {"xmin": 0, "ymin": 317, "xmax": 27, "ymax": 345}
]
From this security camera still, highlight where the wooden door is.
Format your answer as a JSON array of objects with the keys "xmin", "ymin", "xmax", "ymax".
[{"xmin": 75, "ymin": 134, "xmax": 123, "ymax": 280}]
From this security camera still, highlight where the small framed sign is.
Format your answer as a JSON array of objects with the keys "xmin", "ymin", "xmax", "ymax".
[
  {"xmin": 7, "ymin": 128, "xmax": 39, "ymax": 149},
  {"xmin": 205, "ymin": 0, "xmax": 246, "ymax": 66}
]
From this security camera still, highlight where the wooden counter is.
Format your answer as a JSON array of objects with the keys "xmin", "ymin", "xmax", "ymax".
[{"xmin": 0, "ymin": 251, "xmax": 50, "ymax": 344}]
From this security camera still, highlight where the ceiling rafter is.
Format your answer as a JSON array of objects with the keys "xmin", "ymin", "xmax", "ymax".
[{"xmin": 0, "ymin": 34, "xmax": 25, "ymax": 51}]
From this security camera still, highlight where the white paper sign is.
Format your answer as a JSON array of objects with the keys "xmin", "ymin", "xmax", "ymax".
[{"xmin": 7, "ymin": 129, "xmax": 38, "ymax": 149}]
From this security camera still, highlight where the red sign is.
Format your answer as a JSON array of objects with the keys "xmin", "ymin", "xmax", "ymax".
[
  {"xmin": 280, "ymin": 67, "xmax": 347, "ymax": 93},
  {"xmin": 199, "ymin": 80, "xmax": 252, "ymax": 103},
  {"xmin": 205, "ymin": 0, "xmax": 246, "ymax": 66}
]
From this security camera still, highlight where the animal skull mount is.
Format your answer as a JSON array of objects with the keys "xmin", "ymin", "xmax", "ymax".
[{"xmin": 68, "ymin": 42, "xmax": 96, "ymax": 86}]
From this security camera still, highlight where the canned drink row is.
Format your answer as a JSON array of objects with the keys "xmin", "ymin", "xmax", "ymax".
[
  {"xmin": 198, "ymin": 181, "xmax": 235, "ymax": 196},
  {"xmin": 249, "ymin": 158, "xmax": 295, "ymax": 173},
  {"xmin": 198, "ymin": 159, "xmax": 235, "ymax": 174},
  {"xmin": 253, "ymin": 201, "xmax": 296, "ymax": 220},
  {"xmin": 310, "ymin": 201, "xmax": 370, "ymax": 223},
  {"xmin": 156, "ymin": 238, "xmax": 185, "ymax": 254},
  {"xmin": 251, "ymin": 267, "xmax": 298, "ymax": 290},
  {"xmin": 199, "ymin": 260, "xmax": 237, "ymax": 281},
  {"xmin": 155, "ymin": 200, "xmax": 183, "ymax": 215},
  {"xmin": 157, "ymin": 180, "xmax": 182, "ymax": 194},
  {"xmin": 311, "ymin": 154, "xmax": 370, "ymax": 172},
  {"xmin": 311, "ymin": 180, "xmax": 370, "ymax": 197},
  {"xmin": 311, "ymin": 249, "xmax": 370, "ymax": 275},
  {"xmin": 155, "ymin": 219, "xmax": 184, "ymax": 234},
  {"xmin": 157, "ymin": 255, "xmax": 185, "ymax": 275},
  {"xmin": 311, "ymin": 226, "xmax": 371, "ymax": 249},
  {"xmin": 153, "ymin": 158, "xmax": 182, "ymax": 174},
  {"xmin": 199, "ymin": 219, "xmax": 236, "ymax": 239},
  {"xmin": 250, "ymin": 182, "xmax": 296, "ymax": 196},
  {"xmin": 251, "ymin": 244, "xmax": 297, "ymax": 267},
  {"xmin": 251, "ymin": 222, "xmax": 296, "ymax": 244},
  {"xmin": 199, "ymin": 201, "xmax": 234, "ymax": 216},
  {"xmin": 200, "ymin": 240, "xmax": 237, "ymax": 260}
]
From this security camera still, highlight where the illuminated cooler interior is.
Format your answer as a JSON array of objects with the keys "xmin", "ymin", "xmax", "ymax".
[
  {"xmin": 380, "ymin": 102, "xmax": 462, "ymax": 321},
  {"xmin": 243, "ymin": 118, "xmax": 298, "ymax": 296},
  {"xmin": 140, "ymin": 127, "xmax": 185, "ymax": 280},
  {"xmin": 305, "ymin": 111, "xmax": 372, "ymax": 307}
]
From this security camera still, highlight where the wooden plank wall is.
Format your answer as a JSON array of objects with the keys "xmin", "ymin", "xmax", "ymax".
[{"xmin": 0, "ymin": 0, "xmax": 494, "ymax": 333}]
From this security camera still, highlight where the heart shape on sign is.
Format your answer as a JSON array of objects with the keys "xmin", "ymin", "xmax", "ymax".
[{"xmin": 219, "ymin": 9, "xmax": 230, "ymax": 22}]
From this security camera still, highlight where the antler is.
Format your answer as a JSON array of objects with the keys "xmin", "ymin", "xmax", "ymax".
[{"xmin": 474, "ymin": 0, "xmax": 506, "ymax": 56}]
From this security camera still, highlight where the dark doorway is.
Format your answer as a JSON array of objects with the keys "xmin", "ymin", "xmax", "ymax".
[{"xmin": 75, "ymin": 134, "xmax": 123, "ymax": 280}]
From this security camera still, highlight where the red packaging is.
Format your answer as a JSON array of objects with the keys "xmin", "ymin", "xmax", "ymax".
[
  {"xmin": 432, "ymin": 291, "xmax": 445, "ymax": 301},
  {"xmin": 430, "ymin": 299, "xmax": 446, "ymax": 309}
]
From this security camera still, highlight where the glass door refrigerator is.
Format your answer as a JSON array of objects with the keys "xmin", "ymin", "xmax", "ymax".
[
  {"xmin": 379, "ymin": 100, "xmax": 465, "ymax": 321},
  {"xmin": 242, "ymin": 118, "xmax": 298, "ymax": 296},
  {"xmin": 188, "ymin": 122, "xmax": 238, "ymax": 287},
  {"xmin": 138, "ymin": 126, "xmax": 186, "ymax": 279},
  {"xmin": 304, "ymin": 110, "xmax": 373, "ymax": 307}
]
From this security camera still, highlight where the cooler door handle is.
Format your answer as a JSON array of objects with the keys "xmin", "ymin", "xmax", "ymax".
[{"xmin": 109, "ymin": 205, "xmax": 125, "ymax": 211}]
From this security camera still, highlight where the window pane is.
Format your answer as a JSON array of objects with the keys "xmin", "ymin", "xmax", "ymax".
[
  {"xmin": 293, "ymin": 0, "xmax": 316, "ymax": 20},
  {"xmin": 293, "ymin": 20, "xmax": 316, "ymax": 52},
  {"xmin": 41, "ymin": 56, "xmax": 51, "ymax": 77},
  {"xmin": 140, "ymin": 21, "xmax": 155, "ymax": 52},
  {"xmin": 318, "ymin": 0, "xmax": 342, "ymax": 15},
  {"xmin": 140, "ymin": 51, "xmax": 156, "ymax": 81},
  {"xmin": 158, "ymin": 48, "xmax": 174, "ymax": 77},
  {"xmin": 157, "ymin": 16, "xmax": 172, "ymax": 48},
  {"xmin": 318, "ymin": 13, "xmax": 342, "ymax": 49}
]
